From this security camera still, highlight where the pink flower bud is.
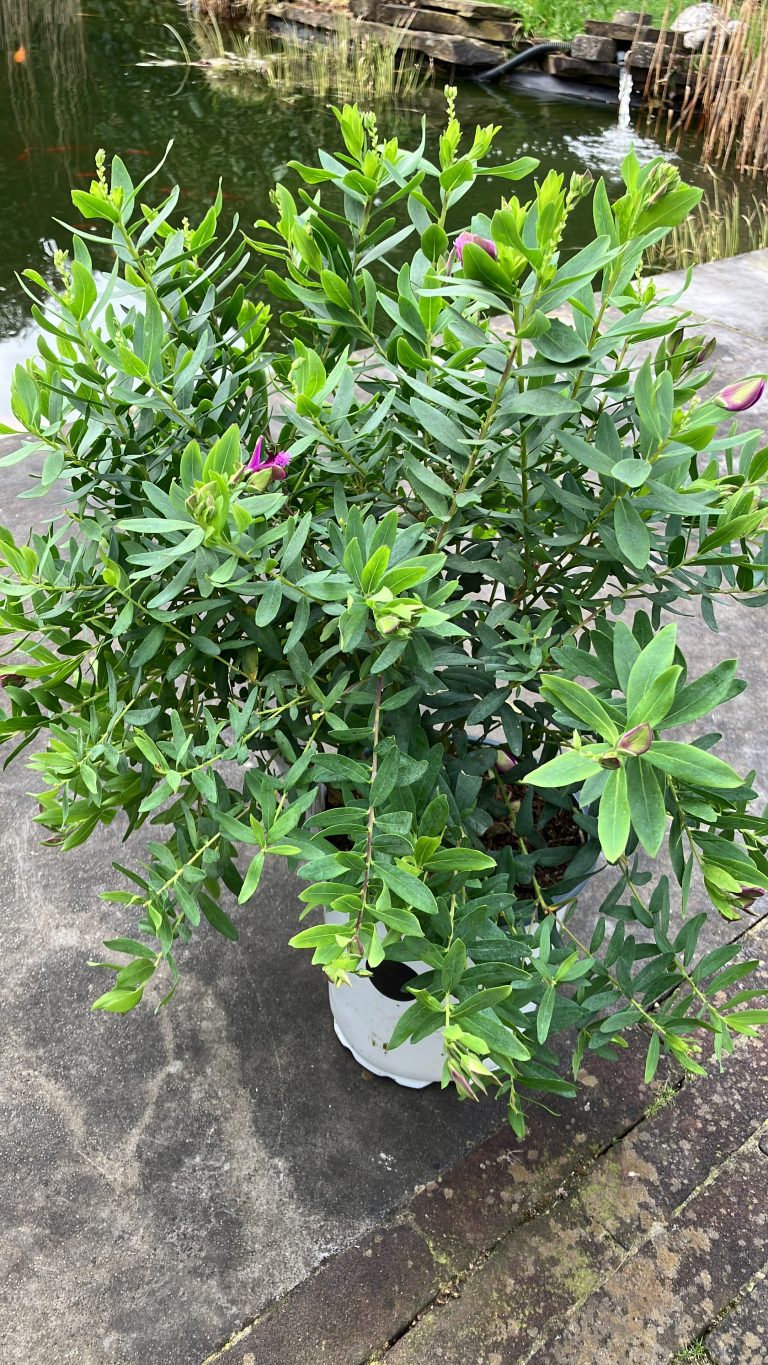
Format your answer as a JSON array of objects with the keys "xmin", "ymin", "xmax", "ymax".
[
  {"xmin": 449, "ymin": 1067, "xmax": 478, "ymax": 1101},
  {"xmin": 495, "ymin": 750, "xmax": 517, "ymax": 775},
  {"xmin": 617, "ymin": 723, "xmax": 653, "ymax": 756},
  {"xmin": 455, "ymin": 232, "xmax": 497, "ymax": 265},
  {"xmin": 737, "ymin": 885, "xmax": 765, "ymax": 909},
  {"xmin": 715, "ymin": 377, "xmax": 766, "ymax": 413}
]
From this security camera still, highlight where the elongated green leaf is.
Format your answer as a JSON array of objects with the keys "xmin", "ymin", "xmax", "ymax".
[
  {"xmin": 92, "ymin": 986, "xmax": 144, "ymax": 1013},
  {"xmin": 201, "ymin": 898, "xmax": 239, "ymax": 941},
  {"xmin": 289, "ymin": 924, "xmax": 350, "ymax": 949},
  {"xmin": 103, "ymin": 937, "xmax": 156, "ymax": 961},
  {"xmin": 320, "ymin": 268, "xmax": 353, "ymax": 310},
  {"xmin": 132, "ymin": 624, "xmax": 165, "ymax": 669},
  {"xmin": 627, "ymin": 664, "xmax": 682, "ymax": 729},
  {"xmin": 611, "ymin": 458, "xmax": 652, "ymax": 487},
  {"xmin": 524, "ymin": 752, "xmax": 603, "ymax": 789},
  {"xmin": 612, "ymin": 620, "xmax": 640, "ymax": 692},
  {"xmin": 598, "ymin": 766, "xmax": 630, "ymax": 862},
  {"xmin": 663, "ymin": 660, "xmax": 741, "ymax": 729},
  {"xmin": 540, "ymin": 676, "xmax": 618, "ymax": 742},
  {"xmin": 425, "ymin": 848, "xmax": 496, "ymax": 872},
  {"xmin": 465, "ymin": 1007, "xmax": 531, "ymax": 1061},
  {"xmin": 537, "ymin": 985, "xmax": 556, "ymax": 1045},
  {"xmin": 625, "ymin": 624, "xmax": 677, "ymax": 718},
  {"xmin": 370, "ymin": 740, "xmax": 400, "ymax": 807},
  {"xmin": 409, "ymin": 397, "xmax": 468, "ymax": 449},
  {"xmin": 376, "ymin": 903, "xmax": 422, "ymax": 935},
  {"xmin": 644, "ymin": 1031, "xmax": 661, "ymax": 1083},
  {"xmin": 387, "ymin": 997, "xmax": 442, "ymax": 1051},
  {"xmin": 504, "ymin": 389, "xmax": 580, "ymax": 418},
  {"xmin": 238, "ymin": 852, "xmax": 265, "ymax": 904},
  {"xmin": 614, "ymin": 498, "xmax": 651, "ymax": 572},
  {"xmin": 626, "ymin": 758, "xmax": 667, "ymax": 857},
  {"xmin": 376, "ymin": 861, "xmax": 438, "ymax": 915},
  {"xmin": 642, "ymin": 743, "xmax": 743, "ymax": 790}
]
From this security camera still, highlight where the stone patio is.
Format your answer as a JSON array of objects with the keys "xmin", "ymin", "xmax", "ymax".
[{"xmin": 1, "ymin": 251, "xmax": 768, "ymax": 1364}]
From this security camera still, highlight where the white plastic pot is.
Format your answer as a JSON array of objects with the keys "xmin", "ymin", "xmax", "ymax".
[
  {"xmin": 325, "ymin": 912, "xmax": 445, "ymax": 1087},
  {"xmin": 324, "ymin": 891, "xmax": 578, "ymax": 1089},
  {"xmin": 319, "ymin": 755, "xmax": 588, "ymax": 1088}
]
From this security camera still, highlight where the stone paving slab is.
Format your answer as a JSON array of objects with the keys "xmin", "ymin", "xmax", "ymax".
[
  {"xmin": 406, "ymin": 1035, "xmax": 677, "ymax": 1272},
  {"xmin": 379, "ymin": 934, "xmax": 768, "ymax": 1365},
  {"xmin": 573, "ymin": 932, "xmax": 768, "ymax": 1250},
  {"xmin": 706, "ymin": 1267, "xmax": 768, "ymax": 1365},
  {"xmin": 384, "ymin": 1198, "xmax": 625, "ymax": 1365},
  {"xmin": 211, "ymin": 934, "xmax": 768, "ymax": 1365},
  {"xmin": 382, "ymin": 1059, "xmax": 768, "ymax": 1362},
  {"xmin": 214, "ymin": 1035, "xmax": 675, "ymax": 1365},
  {"xmin": 524, "ymin": 1125, "xmax": 768, "ymax": 1365},
  {"xmin": 657, "ymin": 249, "xmax": 768, "ymax": 346},
  {"xmin": 204, "ymin": 1222, "xmax": 442, "ymax": 1365}
]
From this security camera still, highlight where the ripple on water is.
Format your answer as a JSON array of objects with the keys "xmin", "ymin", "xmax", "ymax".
[{"xmin": 564, "ymin": 126, "xmax": 678, "ymax": 176}]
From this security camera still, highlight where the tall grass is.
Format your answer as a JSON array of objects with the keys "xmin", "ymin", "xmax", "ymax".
[
  {"xmin": 646, "ymin": 0, "xmax": 768, "ymax": 176},
  {"xmin": 649, "ymin": 181, "xmax": 768, "ymax": 270},
  {"xmin": 510, "ymin": 0, "xmax": 681, "ymax": 40},
  {"xmin": 191, "ymin": 12, "xmax": 433, "ymax": 104}
]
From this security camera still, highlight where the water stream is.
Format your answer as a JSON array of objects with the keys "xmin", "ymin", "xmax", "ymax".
[{"xmin": 617, "ymin": 52, "xmax": 633, "ymax": 133}]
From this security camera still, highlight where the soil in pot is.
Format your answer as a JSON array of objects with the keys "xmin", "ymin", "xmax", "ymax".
[{"xmin": 482, "ymin": 782, "xmax": 586, "ymax": 894}]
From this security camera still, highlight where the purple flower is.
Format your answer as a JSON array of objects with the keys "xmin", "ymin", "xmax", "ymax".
[
  {"xmin": 455, "ymin": 232, "xmax": 497, "ymax": 265},
  {"xmin": 715, "ymin": 377, "xmax": 766, "ymax": 413},
  {"xmin": 245, "ymin": 435, "xmax": 292, "ymax": 482}
]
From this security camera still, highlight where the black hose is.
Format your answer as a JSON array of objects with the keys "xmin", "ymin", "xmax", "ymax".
[{"xmin": 476, "ymin": 39, "xmax": 572, "ymax": 84}]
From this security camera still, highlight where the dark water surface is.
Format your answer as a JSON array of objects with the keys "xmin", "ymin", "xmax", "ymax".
[{"xmin": 0, "ymin": 0, "xmax": 746, "ymax": 382}]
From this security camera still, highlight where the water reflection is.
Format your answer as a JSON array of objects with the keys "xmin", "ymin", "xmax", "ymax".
[
  {"xmin": 0, "ymin": 0, "xmax": 756, "ymax": 363},
  {"xmin": 0, "ymin": 0, "xmax": 86, "ymax": 144}
]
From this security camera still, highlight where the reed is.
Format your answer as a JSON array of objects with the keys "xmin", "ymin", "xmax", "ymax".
[
  {"xmin": 644, "ymin": 0, "xmax": 768, "ymax": 176},
  {"xmin": 191, "ymin": 11, "xmax": 433, "ymax": 103},
  {"xmin": 648, "ymin": 181, "xmax": 768, "ymax": 270},
  {"xmin": 264, "ymin": 18, "xmax": 432, "ymax": 102}
]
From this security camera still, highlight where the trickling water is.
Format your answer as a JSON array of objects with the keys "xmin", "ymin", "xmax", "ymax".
[
  {"xmin": 564, "ymin": 50, "xmax": 671, "ymax": 177},
  {"xmin": 617, "ymin": 53, "xmax": 633, "ymax": 132}
]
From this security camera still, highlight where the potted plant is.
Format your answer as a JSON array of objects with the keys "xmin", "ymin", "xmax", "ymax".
[{"xmin": 2, "ymin": 100, "xmax": 767, "ymax": 1134}]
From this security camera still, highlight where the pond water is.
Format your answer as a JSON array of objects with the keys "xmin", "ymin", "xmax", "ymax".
[{"xmin": 0, "ymin": 0, "xmax": 751, "ymax": 394}]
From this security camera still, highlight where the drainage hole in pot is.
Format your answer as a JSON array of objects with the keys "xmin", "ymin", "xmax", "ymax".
[{"xmin": 369, "ymin": 961, "xmax": 419, "ymax": 1002}]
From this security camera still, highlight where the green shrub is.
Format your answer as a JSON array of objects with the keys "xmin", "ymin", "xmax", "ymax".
[{"xmin": 2, "ymin": 99, "xmax": 767, "ymax": 1131}]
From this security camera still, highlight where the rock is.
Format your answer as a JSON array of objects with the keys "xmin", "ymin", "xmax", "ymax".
[
  {"xmin": 585, "ymin": 19, "xmax": 661, "ymax": 41},
  {"xmin": 683, "ymin": 25, "xmax": 715, "ymax": 49},
  {"xmin": 374, "ymin": 0, "xmax": 518, "ymax": 18},
  {"xmin": 627, "ymin": 39, "xmax": 659, "ymax": 67},
  {"xmin": 570, "ymin": 33, "xmax": 618, "ymax": 62},
  {"xmin": 671, "ymin": 3, "xmax": 740, "ymax": 51},
  {"xmin": 268, "ymin": 2, "xmax": 507, "ymax": 66},
  {"xmin": 671, "ymin": 3, "xmax": 723, "ymax": 32},
  {"xmin": 366, "ymin": 3, "xmax": 520, "ymax": 43},
  {"xmin": 548, "ymin": 53, "xmax": 622, "ymax": 85}
]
